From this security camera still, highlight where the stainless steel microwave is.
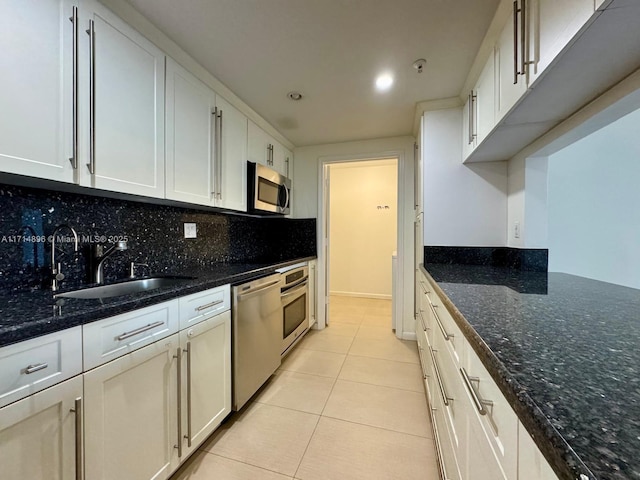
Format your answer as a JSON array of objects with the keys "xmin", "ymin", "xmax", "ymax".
[{"xmin": 247, "ymin": 161, "xmax": 291, "ymax": 215}]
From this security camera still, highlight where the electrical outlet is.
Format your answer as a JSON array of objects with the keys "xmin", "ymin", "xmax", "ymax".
[
  {"xmin": 184, "ymin": 223, "xmax": 197, "ymax": 239},
  {"xmin": 514, "ymin": 221, "xmax": 521, "ymax": 239}
]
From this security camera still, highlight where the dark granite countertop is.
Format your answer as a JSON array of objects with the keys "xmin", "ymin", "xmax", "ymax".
[
  {"xmin": 0, "ymin": 257, "xmax": 315, "ymax": 348},
  {"xmin": 422, "ymin": 263, "xmax": 640, "ymax": 480}
]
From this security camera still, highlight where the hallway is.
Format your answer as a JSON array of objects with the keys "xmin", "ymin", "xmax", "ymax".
[{"xmin": 172, "ymin": 296, "xmax": 438, "ymax": 480}]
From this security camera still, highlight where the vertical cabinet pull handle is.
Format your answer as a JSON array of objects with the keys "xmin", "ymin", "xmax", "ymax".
[
  {"xmin": 513, "ymin": 0, "xmax": 519, "ymax": 84},
  {"xmin": 520, "ymin": 0, "xmax": 527, "ymax": 77},
  {"xmin": 184, "ymin": 342, "xmax": 192, "ymax": 447},
  {"xmin": 70, "ymin": 397, "xmax": 83, "ymax": 480},
  {"xmin": 211, "ymin": 107, "xmax": 218, "ymax": 197},
  {"xmin": 69, "ymin": 6, "xmax": 79, "ymax": 170},
  {"xmin": 174, "ymin": 347, "xmax": 182, "ymax": 457},
  {"xmin": 217, "ymin": 109, "xmax": 223, "ymax": 199},
  {"xmin": 86, "ymin": 19, "xmax": 96, "ymax": 174},
  {"xmin": 471, "ymin": 91, "xmax": 477, "ymax": 142},
  {"xmin": 467, "ymin": 93, "xmax": 473, "ymax": 144}
]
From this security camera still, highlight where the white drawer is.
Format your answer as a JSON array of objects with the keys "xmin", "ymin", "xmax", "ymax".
[
  {"xmin": 425, "ymin": 281, "xmax": 463, "ymax": 363},
  {"xmin": 178, "ymin": 284, "xmax": 230, "ymax": 329},
  {"xmin": 83, "ymin": 300, "xmax": 179, "ymax": 370},
  {"xmin": 461, "ymin": 342, "xmax": 519, "ymax": 480},
  {"xmin": 0, "ymin": 327, "xmax": 82, "ymax": 408}
]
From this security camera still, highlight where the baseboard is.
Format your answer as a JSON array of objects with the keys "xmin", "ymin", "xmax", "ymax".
[
  {"xmin": 401, "ymin": 331, "xmax": 417, "ymax": 341},
  {"xmin": 330, "ymin": 291, "xmax": 392, "ymax": 300}
]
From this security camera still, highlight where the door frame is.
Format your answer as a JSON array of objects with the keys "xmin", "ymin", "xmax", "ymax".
[{"xmin": 316, "ymin": 150, "xmax": 406, "ymax": 339}]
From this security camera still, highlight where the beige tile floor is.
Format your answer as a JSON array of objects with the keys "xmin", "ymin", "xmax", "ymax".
[{"xmin": 171, "ymin": 296, "xmax": 439, "ymax": 480}]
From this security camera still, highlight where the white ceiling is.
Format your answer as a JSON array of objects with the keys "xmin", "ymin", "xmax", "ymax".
[{"xmin": 125, "ymin": 0, "xmax": 499, "ymax": 147}]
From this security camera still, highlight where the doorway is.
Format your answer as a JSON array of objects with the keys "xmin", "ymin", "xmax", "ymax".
[{"xmin": 319, "ymin": 157, "xmax": 401, "ymax": 336}]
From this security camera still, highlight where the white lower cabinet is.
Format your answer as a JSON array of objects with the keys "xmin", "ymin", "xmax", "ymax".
[
  {"xmin": 178, "ymin": 310, "xmax": 231, "ymax": 460},
  {"xmin": 0, "ymin": 375, "xmax": 83, "ymax": 480},
  {"xmin": 416, "ymin": 271, "xmax": 558, "ymax": 480},
  {"xmin": 83, "ymin": 334, "xmax": 180, "ymax": 480}
]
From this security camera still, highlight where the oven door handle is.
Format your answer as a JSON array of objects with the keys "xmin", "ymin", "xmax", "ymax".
[
  {"xmin": 281, "ymin": 283, "xmax": 308, "ymax": 299},
  {"xmin": 282, "ymin": 276, "xmax": 308, "ymax": 291}
]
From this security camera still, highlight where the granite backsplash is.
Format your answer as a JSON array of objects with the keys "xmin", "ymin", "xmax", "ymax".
[
  {"xmin": 0, "ymin": 183, "xmax": 316, "ymax": 292},
  {"xmin": 424, "ymin": 246, "xmax": 548, "ymax": 272}
]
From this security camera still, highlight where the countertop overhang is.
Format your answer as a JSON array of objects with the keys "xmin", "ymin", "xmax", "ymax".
[{"xmin": 421, "ymin": 263, "xmax": 640, "ymax": 480}]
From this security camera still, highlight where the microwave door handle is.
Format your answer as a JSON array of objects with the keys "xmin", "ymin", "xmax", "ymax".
[{"xmin": 281, "ymin": 184, "xmax": 290, "ymax": 213}]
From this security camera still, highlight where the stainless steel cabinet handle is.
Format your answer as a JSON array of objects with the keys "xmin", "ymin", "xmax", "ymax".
[
  {"xmin": 86, "ymin": 19, "xmax": 96, "ymax": 174},
  {"xmin": 429, "ymin": 347, "xmax": 452, "ymax": 407},
  {"xmin": 470, "ymin": 90, "xmax": 477, "ymax": 142},
  {"xmin": 520, "ymin": 0, "xmax": 527, "ymax": 77},
  {"xmin": 68, "ymin": 6, "xmax": 78, "ymax": 170},
  {"xmin": 468, "ymin": 93, "xmax": 473, "ymax": 144},
  {"xmin": 430, "ymin": 407, "xmax": 448, "ymax": 480},
  {"xmin": 513, "ymin": 0, "xmax": 519, "ymax": 84},
  {"xmin": 217, "ymin": 109, "xmax": 223, "ymax": 199},
  {"xmin": 70, "ymin": 397, "xmax": 83, "ymax": 480},
  {"xmin": 429, "ymin": 301, "xmax": 453, "ymax": 341},
  {"xmin": 174, "ymin": 347, "xmax": 182, "ymax": 457},
  {"xmin": 24, "ymin": 362, "xmax": 48, "ymax": 374},
  {"xmin": 195, "ymin": 299, "xmax": 223, "ymax": 312},
  {"xmin": 184, "ymin": 342, "xmax": 192, "ymax": 447},
  {"xmin": 211, "ymin": 107, "xmax": 218, "ymax": 197},
  {"xmin": 116, "ymin": 321, "xmax": 164, "ymax": 341},
  {"xmin": 460, "ymin": 367, "xmax": 493, "ymax": 416},
  {"xmin": 418, "ymin": 309, "xmax": 428, "ymax": 331},
  {"xmin": 285, "ymin": 156, "xmax": 290, "ymax": 178},
  {"xmin": 417, "ymin": 345, "xmax": 427, "ymax": 380}
]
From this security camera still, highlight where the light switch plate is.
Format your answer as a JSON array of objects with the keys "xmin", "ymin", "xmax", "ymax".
[{"xmin": 184, "ymin": 223, "xmax": 197, "ymax": 239}]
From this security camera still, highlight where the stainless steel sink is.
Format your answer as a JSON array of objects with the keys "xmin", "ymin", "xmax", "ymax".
[{"xmin": 54, "ymin": 277, "xmax": 195, "ymax": 299}]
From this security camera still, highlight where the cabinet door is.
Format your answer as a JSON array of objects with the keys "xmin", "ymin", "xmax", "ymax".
[
  {"xmin": 247, "ymin": 120, "xmax": 273, "ymax": 168},
  {"xmin": 272, "ymin": 142, "xmax": 292, "ymax": 177},
  {"xmin": 165, "ymin": 58, "xmax": 216, "ymax": 206},
  {"xmin": 475, "ymin": 53, "xmax": 496, "ymax": 145},
  {"xmin": 0, "ymin": 376, "xmax": 82, "ymax": 480},
  {"xmin": 527, "ymin": 0, "xmax": 594, "ymax": 85},
  {"xmin": 216, "ymin": 96, "xmax": 248, "ymax": 212},
  {"xmin": 495, "ymin": 4, "xmax": 527, "ymax": 123},
  {"xmin": 179, "ymin": 310, "xmax": 231, "ymax": 459},
  {"xmin": 84, "ymin": 334, "xmax": 179, "ymax": 480},
  {"xmin": 0, "ymin": 0, "xmax": 76, "ymax": 183},
  {"xmin": 81, "ymin": 1, "xmax": 165, "ymax": 198}
]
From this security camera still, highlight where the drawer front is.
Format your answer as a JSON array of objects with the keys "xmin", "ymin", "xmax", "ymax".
[
  {"xmin": 178, "ymin": 285, "xmax": 230, "ymax": 329},
  {"xmin": 426, "ymin": 282, "xmax": 463, "ymax": 362},
  {"xmin": 83, "ymin": 300, "xmax": 179, "ymax": 370},
  {"xmin": 0, "ymin": 327, "xmax": 82, "ymax": 408},
  {"xmin": 461, "ymin": 342, "xmax": 518, "ymax": 480}
]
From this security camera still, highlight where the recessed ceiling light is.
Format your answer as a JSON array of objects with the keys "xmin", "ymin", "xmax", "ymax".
[
  {"xmin": 287, "ymin": 91, "xmax": 303, "ymax": 101},
  {"xmin": 375, "ymin": 73, "xmax": 394, "ymax": 91}
]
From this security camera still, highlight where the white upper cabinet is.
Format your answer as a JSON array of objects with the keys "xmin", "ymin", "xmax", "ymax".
[
  {"xmin": 247, "ymin": 120, "xmax": 273, "ymax": 168},
  {"xmin": 475, "ymin": 53, "xmax": 496, "ymax": 145},
  {"xmin": 495, "ymin": 2, "xmax": 528, "ymax": 123},
  {"xmin": 79, "ymin": 0, "xmax": 165, "ymax": 198},
  {"xmin": 0, "ymin": 0, "xmax": 77, "ymax": 183},
  {"xmin": 165, "ymin": 58, "xmax": 217, "ymax": 206},
  {"xmin": 248, "ymin": 120, "xmax": 291, "ymax": 177},
  {"xmin": 527, "ymin": 0, "xmax": 595, "ymax": 85},
  {"xmin": 216, "ymin": 96, "xmax": 248, "ymax": 211}
]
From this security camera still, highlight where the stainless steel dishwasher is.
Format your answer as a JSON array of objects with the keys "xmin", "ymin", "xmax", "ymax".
[{"xmin": 232, "ymin": 273, "xmax": 282, "ymax": 410}]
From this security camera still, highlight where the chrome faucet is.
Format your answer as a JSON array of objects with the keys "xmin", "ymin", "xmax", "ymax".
[
  {"xmin": 51, "ymin": 225, "xmax": 79, "ymax": 291},
  {"xmin": 94, "ymin": 241, "xmax": 128, "ymax": 284}
]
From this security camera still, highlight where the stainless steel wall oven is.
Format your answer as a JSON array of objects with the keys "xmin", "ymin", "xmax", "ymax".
[{"xmin": 280, "ymin": 264, "xmax": 309, "ymax": 356}]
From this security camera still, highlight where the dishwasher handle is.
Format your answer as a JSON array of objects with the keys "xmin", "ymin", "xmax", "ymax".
[{"xmin": 237, "ymin": 278, "xmax": 281, "ymax": 301}]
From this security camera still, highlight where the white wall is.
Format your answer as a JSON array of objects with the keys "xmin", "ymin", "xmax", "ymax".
[
  {"xmin": 293, "ymin": 135, "xmax": 416, "ymax": 339},
  {"xmin": 422, "ymin": 108, "xmax": 508, "ymax": 246},
  {"xmin": 329, "ymin": 160, "xmax": 397, "ymax": 298},
  {"xmin": 547, "ymin": 107, "xmax": 640, "ymax": 289}
]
